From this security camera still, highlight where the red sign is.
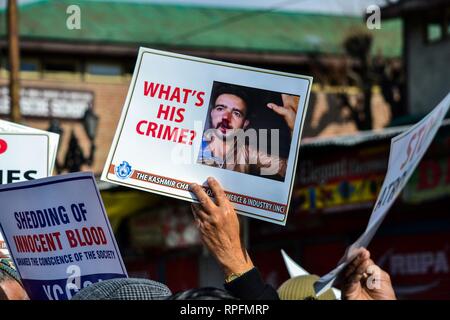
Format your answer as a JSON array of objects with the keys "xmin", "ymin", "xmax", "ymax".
[
  {"xmin": 0, "ymin": 138, "xmax": 7, "ymax": 155},
  {"xmin": 403, "ymin": 157, "xmax": 450, "ymax": 204}
]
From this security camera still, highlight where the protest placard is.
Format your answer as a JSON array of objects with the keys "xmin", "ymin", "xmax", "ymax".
[
  {"xmin": 102, "ymin": 47, "xmax": 312, "ymax": 225},
  {"xmin": 0, "ymin": 172, "xmax": 127, "ymax": 300},
  {"xmin": 314, "ymin": 92, "xmax": 450, "ymax": 295},
  {"xmin": 0, "ymin": 131, "xmax": 51, "ymax": 258},
  {"xmin": 0, "ymin": 119, "xmax": 59, "ymax": 174}
]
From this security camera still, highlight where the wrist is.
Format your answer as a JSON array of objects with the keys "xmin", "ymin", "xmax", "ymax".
[
  {"xmin": 222, "ymin": 254, "xmax": 254, "ymax": 278},
  {"xmin": 225, "ymin": 266, "xmax": 254, "ymax": 283},
  {"xmin": 224, "ymin": 262, "xmax": 254, "ymax": 277}
]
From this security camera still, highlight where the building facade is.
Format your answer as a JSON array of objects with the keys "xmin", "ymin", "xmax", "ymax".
[{"xmin": 383, "ymin": 0, "xmax": 450, "ymax": 115}]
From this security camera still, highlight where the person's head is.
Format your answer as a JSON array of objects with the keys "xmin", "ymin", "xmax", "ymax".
[
  {"xmin": 0, "ymin": 259, "xmax": 29, "ymax": 300},
  {"xmin": 210, "ymin": 86, "xmax": 251, "ymax": 138},
  {"xmin": 277, "ymin": 275, "xmax": 336, "ymax": 300},
  {"xmin": 167, "ymin": 287, "xmax": 238, "ymax": 300},
  {"xmin": 71, "ymin": 277, "xmax": 172, "ymax": 300}
]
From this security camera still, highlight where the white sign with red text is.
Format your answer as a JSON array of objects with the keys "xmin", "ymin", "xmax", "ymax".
[
  {"xmin": 315, "ymin": 92, "xmax": 450, "ymax": 295},
  {"xmin": 102, "ymin": 47, "xmax": 312, "ymax": 225},
  {"xmin": 0, "ymin": 133, "xmax": 49, "ymax": 185},
  {"xmin": 0, "ymin": 119, "xmax": 59, "ymax": 175}
]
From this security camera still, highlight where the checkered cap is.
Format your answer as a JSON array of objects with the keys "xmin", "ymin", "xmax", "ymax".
[
  {"xmin": 71, "ymin": 278, "xmax": 172, "ymax": 300},
  {"xmin": 0, "ymin": 258, "xmax": 21, "ymax": 284}
]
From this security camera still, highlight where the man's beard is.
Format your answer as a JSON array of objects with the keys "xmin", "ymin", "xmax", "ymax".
[
  {"xmin": 214, "ymin": 119, "xmax": 235, "ymax": 139},
  {"xmin": 216, "ymin": 119, "xmax": 232, "ymax": 134},
  {"xmin": 207, "ymin": 120, "xmax": 245, "ymax": 143}
]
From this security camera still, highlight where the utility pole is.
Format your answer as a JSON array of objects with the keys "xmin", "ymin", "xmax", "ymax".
[{"xmin": 7, "ymin": 0, "xmax": 21, "ymax": 123}]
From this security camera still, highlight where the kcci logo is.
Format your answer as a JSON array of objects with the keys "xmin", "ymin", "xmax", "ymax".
[
  {"xmin": 115, "ymin": 161, "xmax": 133, "ymax": 179},
  {"xmin": 0, "ymin": 138, "xmax": 7, "ymax": 155}
]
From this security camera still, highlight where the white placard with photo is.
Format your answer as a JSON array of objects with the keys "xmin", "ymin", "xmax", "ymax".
[{"xmin": 102, "ymin": 47, "xmax": 312, "ymax": 225}]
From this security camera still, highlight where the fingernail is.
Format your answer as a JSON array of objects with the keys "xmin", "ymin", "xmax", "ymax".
[
  {"xmin": 190, "ymin": 183, "xmax": 198, "ymax": 189},
  {"xmin": 207, "ymin": 177, "xmax": 214, "ymax": 183},
  {"xmin": 267, "ymin": 103, "xmax": 273, "ymax": 109}
]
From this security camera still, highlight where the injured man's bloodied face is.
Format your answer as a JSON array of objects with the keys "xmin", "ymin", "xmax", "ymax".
[{"xmin": 210, "ymin": 93, "xmax": 249, "ymax": 138}]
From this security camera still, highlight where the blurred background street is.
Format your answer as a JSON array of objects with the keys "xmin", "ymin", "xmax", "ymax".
[{"xmin": 1, "ymin": 0, "xmax": 449, "ymax": 299}]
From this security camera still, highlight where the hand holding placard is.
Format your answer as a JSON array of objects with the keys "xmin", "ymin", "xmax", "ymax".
[
  {"xmin": 190, "ymin": 177, "xmax": 254, "ymax": 277},
  {"xmin": 314, "ymin": 92, "xmax": 450, "ymax": 296}
]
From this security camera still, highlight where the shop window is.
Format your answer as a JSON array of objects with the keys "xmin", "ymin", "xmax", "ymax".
[
  {"xmin": 86, "ymin": 63, "xmax": 122, "ymax": 76},
  {"xmin": 2, "ymin": 59, "xmax": 39, "ymax": 71},
  {"xmin": 425, "ymin": 12, "xmax": 445, "ymax": 44},
  {"xmin": 427, "ymin": 22, "xmax": 443, "ymax": 43},
  {"xmin": 21, "ymin": 60, "xmax": 39, "ymax": 72}
]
